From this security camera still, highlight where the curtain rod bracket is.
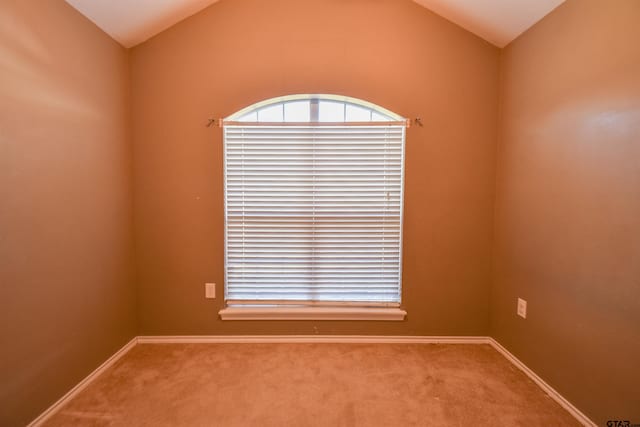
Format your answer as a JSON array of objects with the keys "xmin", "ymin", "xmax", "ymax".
[{"xmin": 206, "ymin": 118, "xmax": 223, "ymax": 128}]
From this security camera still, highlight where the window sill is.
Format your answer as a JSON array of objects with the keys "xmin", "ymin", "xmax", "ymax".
[{"xmin": 218, "ymin": 306, "xmax": 407, "ymax": 321}]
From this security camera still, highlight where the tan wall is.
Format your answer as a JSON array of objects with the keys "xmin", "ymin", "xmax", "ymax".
[
  {"xmin": 130, "ymin": 0, "xmax": 500, "ymax": 336},
  {"xmin": 492, "ymin": 0, "xmax": 640, "ymax": 424},
  {"xmin": 0, "ymin": 1, "xmax": 137, "ymax": 425},
  {"xmin": 3, "ymin": 0, "xmax": 637, "ymax": 424}
]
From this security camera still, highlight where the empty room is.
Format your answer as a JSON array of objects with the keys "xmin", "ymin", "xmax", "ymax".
[{"xmin": 1, "ymin": 0, "xmax": 638, "ymax": 425}]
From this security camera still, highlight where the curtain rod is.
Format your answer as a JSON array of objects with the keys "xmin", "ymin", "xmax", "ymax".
[{"xmin": 206, "ymin": 117, "xmax": 423, "ymax": 128}]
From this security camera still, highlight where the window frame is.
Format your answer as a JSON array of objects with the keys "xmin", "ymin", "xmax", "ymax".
[{"xmin": 219, "ymin": 95, "xmax": 408, "ymax": 321}]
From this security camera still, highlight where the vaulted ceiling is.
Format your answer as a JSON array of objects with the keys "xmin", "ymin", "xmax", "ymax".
[{"xmin": 65, "ymin": 0, "xmax": 564, "ymax": 48}]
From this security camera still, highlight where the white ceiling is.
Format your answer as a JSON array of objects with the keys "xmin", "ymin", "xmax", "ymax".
[
  {"xmin": 413, "ymin": 0, "xmax": 565, "ymax": 47},
  {"xmin": 65, "ymin": 0, "xmax": 221, "ymax": 48},
  {"xmin": 66, "ymin": 0, "xmax": 564, "ymax": 49}
]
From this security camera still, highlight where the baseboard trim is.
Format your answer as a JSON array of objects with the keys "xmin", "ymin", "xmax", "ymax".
[
  {"xmin": 27, "ymin": 335, "xmax": 595, "ymax": 427},
  {"xmin": 136, "ymin": 335, "xmax": 490, "ymax": 344},
  {"xmin": 488, "ymin": 338, "xmax": 596, "ymax": 427},
  {"xmin": 28, "ymin": 337, "xmax": 138, "ymax": 427}
]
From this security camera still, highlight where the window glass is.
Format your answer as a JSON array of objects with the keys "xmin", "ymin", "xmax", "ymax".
[
  {"xmin": 238, "ymin": 111, "xmax": 257, "ymax": 121},
  {"xmin": 258, "ymin": 104, "xmax": 284, "ymax": 122},
  {"xmin": 318, "ymin": 101, "xmax": 345, "ymax": 122},
  {"xmin": 345, "ymin": 104, "xmax": 372, "ymax": 121},
  {"xmin": 372, "ymin": 111, "xmax": 390, "ymax": 121},
  {"xmin": 284, "ymin": 101, "xmax": 311, "ymax": 122},
  {"xmin": 231, "ymin": 96, "xmax": 398, "ymax": 123}
]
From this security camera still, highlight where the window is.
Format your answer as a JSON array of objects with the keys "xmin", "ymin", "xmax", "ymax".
[{"xmin": 220, "ymin": 95, "xmax": 407, "ymax": 320}]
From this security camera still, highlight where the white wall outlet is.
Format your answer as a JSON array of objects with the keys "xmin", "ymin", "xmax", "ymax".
[
  {"xmin": 205, "ymin": 283, "xmax": 216, "ymax": 299},
  {"xmin": 517, "ymin": 298, "xmax": 527, "ymax": 318}
]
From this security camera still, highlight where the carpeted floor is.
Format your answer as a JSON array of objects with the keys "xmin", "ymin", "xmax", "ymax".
[{"xmin": 43, "ymin": 343, "xmax": 580, "ymax": 426}]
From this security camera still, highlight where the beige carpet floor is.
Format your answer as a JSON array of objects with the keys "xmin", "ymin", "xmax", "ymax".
[{"xmin": 43, "ymin": 343, "xmax": 580, "ymax": 426}]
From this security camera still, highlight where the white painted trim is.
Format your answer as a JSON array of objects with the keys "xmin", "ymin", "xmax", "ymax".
[
  {"xmin": 488, "ymin": 338, "xmax": 596, "ymax": 427},
  {"xmin": 218, "ymin": 307, "xmax": 407, "ymax": 321},
  {"xmin": 137, "ymin": 335, "xmax": 489, "ymax": 344},
  {"xmin": 27, "ymin": 337, "xmax": 138, "ymax": 427}
]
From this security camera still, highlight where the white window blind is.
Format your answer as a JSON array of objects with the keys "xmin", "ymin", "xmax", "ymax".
[{"xmin": 223, "ymin": 107, "xmax": 406, "ymax": 308}]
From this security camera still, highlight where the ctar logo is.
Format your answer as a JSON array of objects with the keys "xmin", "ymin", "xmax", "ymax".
[{"xmin": 607, "ymin": 421, "xmax": 640, "ymax": 427}]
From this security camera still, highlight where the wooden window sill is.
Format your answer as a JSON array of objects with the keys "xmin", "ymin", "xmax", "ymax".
[{"xmin": 218, "ymin": 306, "xmax": 407, "ymax": 321}]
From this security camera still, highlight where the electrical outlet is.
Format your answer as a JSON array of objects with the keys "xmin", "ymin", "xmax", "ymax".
[
  {"xmin": 517, "ymin": 298, "xmax": 527, "ymax": 318},
  {"xmin": 205, "ymin": 283, "xmax": 216, "ymax": 299}
]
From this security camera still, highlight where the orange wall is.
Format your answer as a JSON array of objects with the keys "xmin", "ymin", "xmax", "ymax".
[
  {"xmin": 130, "ymin": 0, "xmax": 500, "ymax": 336},
  {"xmin": 492, "ymin": 0, "xmax": 640, "ymax": 424},
  {"xmin": 0, "ymin": 1, "xmax": 136, "ymax": 425}
]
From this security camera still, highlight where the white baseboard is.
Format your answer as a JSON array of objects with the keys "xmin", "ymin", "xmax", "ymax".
[
  {"xmin": 27, "ymin": 335, "xmax": 595, "ymax": 427},
  {"xmin": 136, "ymin": 335, "xmax": 490, "ymax": 344},
  {"xmin": 488, "ymin": 338, "xmax": 596, "ymax": 427},
  {"xmin": 28, "ymin": 337, "xmax": 138, "ymax": 427}
]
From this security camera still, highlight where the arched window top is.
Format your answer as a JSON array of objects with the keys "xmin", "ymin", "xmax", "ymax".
[{"xmin": 227, "ymin": 94, "xmax": 403, "ymax": 123}]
